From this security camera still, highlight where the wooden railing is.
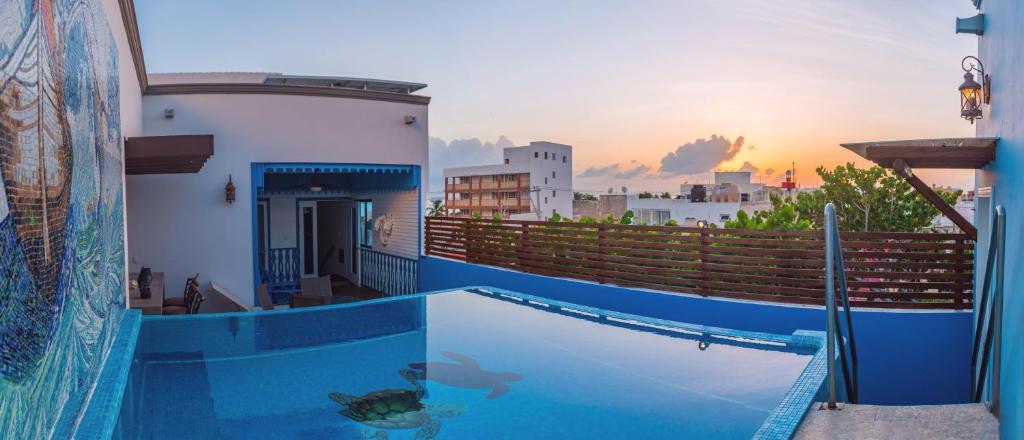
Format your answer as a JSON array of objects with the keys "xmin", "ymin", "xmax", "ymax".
[{"xmin": 425, "ymin": 217, "xmax": 974, "ymax": 309}]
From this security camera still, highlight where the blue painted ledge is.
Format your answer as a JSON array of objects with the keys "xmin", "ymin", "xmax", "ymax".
[{"xmin": 418, "ymin": 256, "xmax": 972, "ymax": 405}]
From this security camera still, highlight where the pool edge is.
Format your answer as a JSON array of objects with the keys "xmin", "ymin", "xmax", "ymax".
[
  {"xmin": 74, "ymin": 310, "xmax": 142, "ymax": 439},
  {"xmin": 752, "ymin": 330, "xmax": 828, "ymax": 440}
]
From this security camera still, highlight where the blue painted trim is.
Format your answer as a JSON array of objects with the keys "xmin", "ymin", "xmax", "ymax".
[
  {"xmin": 250, "ymin": 163, "xmax": 261, "ymax": 305},
  {"xmin": 257, "ymin": 163, "xmax": 416, "ymax": 175}
]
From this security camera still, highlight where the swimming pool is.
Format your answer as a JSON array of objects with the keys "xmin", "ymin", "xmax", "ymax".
[{"xmin": 116, "ymin": 287, "xmax": 827, "ymax": 439}]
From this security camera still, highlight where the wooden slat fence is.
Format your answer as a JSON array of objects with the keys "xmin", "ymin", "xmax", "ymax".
[{"xmin": 425, "ymin": 217, "xmax": 974, "ymax": 309}]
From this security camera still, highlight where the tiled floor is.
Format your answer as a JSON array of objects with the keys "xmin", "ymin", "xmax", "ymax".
[{"xmin": 794, "ymin": 402, "xmax": 998, "ymax": 440}]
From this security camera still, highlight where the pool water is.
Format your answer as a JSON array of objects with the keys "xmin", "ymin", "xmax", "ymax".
[{"xmin": 119, "ymin": 288, "xmax": 818, "ymax": 439}]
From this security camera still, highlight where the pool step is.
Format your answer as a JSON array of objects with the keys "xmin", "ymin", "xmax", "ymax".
[{"xmin": 793, "ymin": 402, "xmax": 998, "ymax": 440}]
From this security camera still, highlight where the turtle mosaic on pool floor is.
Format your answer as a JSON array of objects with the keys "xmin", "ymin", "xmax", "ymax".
[{"xmin": 329, "ymin": 369, "xmax": 463, "ymax": 440}]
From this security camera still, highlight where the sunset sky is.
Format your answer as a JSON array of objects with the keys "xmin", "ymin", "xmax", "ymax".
[{"xmin": 137, "ymin": 0, "xmax": 980, "ymax": 192}]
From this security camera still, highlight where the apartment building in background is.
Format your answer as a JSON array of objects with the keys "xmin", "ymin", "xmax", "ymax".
[{"xmin": 444, "ymin": 141, "xmax": 573, "ymax": 219}]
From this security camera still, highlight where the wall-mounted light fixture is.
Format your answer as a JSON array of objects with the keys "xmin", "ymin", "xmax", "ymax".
[
  {"xmin": 959, "ymin": 56, "xmax": 989, "ymax": 124},
  {"xmin": 225, "ymin": 175, "xmax": 236, "ymax": 204},
  {"xmin": 164, "ymin": 108, "xmax": 174, "ymax": 119},
  {"xmin": 404, "ymin": 115, "xmax": 417, "ymax": 125}
]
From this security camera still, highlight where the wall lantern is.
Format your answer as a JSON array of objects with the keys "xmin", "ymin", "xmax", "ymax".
[
  {"xmin": 959, "ymin": 56, "xmax": 989, "ymax": 124},
  {"xmin": 225, "ymin": 175, "xmax": 236, "ymax": 204}
]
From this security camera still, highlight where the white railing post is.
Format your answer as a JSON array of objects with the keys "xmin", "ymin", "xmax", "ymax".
[{"xmin": 824, "ymin": 203, "xmax": 838, "ymax": 409}]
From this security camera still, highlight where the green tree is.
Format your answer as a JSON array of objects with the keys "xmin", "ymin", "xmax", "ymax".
[
  {"xmin": 425, "ymin": 199, "xmax": 446, "ymax": 217},
  {"xmin": 664, "ymin": 219, "xmax": 678, "ymax": 226},
  {"xmin": 795, "ymin": 163, "xmax": 962, "ymax": 232},
  {"xmin": 619, "ymin": 210, "xmax": 634, "ymax": 225},
  {"xmin": 659, "ymin": 192, "xmax": 672, "ymax": 199},
  {"xmin": 638, "ymin": 191, "xmax": 654, "ymax": 199},
  {"xmin": 577, "ymin": 216, "xmax": 597, "ymax": 224},
  {"xmin": 725, "ymin": 195, "xmax": 812, "ymax": 231},
  {"xmin": 492, "ymin": 212, "xmax": 503, "ymax": 220},
  {"xmin": 471, "ymin": 211, "xmax": 482, "ymax": 220}
]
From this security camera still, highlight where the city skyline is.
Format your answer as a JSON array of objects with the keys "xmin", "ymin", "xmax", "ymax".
[{"xmin": 137, "ymin": 0, "xmax": 978, "ymax": 192}]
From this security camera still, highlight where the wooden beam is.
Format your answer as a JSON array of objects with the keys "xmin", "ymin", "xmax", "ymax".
[{"xmin": 892, "ymin": 159, "xmax": 977, "ymax": 239}]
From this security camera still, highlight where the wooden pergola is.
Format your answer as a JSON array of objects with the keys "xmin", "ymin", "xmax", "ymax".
[
  {"xmin": 840, "ymin": 137, "xmax": 997, "ymax": 239},
  {"xmin": 125, "ymin": 135, "xmax": 214, "ymax": 175}
]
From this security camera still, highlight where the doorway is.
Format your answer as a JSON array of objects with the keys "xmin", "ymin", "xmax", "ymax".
[
  {"xmin": 298, "ymin": 201, "xmax": 318, "ymax": 278},
  {"xmin": 297, "ymin": 199, "xmax": 359, "ymax": 284}
]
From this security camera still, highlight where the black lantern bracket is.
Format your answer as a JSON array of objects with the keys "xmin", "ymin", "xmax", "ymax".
[{"xmin": 962, "ymin": 56, "xmax": 991, "ymax": 104}]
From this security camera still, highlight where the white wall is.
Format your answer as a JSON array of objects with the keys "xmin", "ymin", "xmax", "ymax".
[
  {"xmin": 127, "ymin": 92, "xmax": 428, "ymax": 308},
  {"xmin": 357, "ymin": 189, "xmax": 419, "ymax": 259},
  {"xmin": 506, "ymin": 141, "xmax": 573, "ymax": 219},
  {"xmin": 99, "ymin": 0, "xmax": 142, "ymax": 138}
]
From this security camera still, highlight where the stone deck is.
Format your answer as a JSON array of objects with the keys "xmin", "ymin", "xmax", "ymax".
[{"xmin": 794, "ymin": 402, "xmax": 998, "ymax": 440}]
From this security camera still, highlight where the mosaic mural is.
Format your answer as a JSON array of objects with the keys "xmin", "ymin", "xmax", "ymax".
[{"xmin": 0, "ymin": 0, "xmax": 126, "ymax": 437}]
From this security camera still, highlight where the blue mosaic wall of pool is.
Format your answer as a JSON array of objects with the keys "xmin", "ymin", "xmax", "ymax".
[{"xmin": 0, "ymin": 0, "xmax": 127, "ymax": 437}]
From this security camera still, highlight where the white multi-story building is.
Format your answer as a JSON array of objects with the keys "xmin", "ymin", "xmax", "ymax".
[{"xmin": 443, "ymin": 141, "xmax": 572, "ymax": 219}]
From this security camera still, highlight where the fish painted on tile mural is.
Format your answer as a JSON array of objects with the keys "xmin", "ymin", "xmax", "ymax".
[{"xmin": 0, "ymin": 0, "xmax": 76, "ymax": 381}]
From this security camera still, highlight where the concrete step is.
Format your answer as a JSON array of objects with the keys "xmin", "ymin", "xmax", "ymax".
[{"xmin": 794, "ymin": 402, "xmax": 998, "ymax": 440}]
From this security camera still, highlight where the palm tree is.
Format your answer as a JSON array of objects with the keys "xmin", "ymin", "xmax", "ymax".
[{"xmin": 426, "ymin": 199, "xmax": 446, "ymax": 217}]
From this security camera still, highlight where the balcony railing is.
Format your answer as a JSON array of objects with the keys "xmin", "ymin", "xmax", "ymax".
[{"xmin": 425, "ymin": 217, "xmax": 974, "ymax": 309}]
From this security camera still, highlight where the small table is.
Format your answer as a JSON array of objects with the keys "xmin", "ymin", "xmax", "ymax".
[{"xmin": 129, "ymin": 272, "xmax": 165, "ymax": 315}]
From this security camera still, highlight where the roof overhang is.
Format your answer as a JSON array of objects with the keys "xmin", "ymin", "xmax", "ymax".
[
  {"xmin": 125, "ymin": 135, "xmax": 214, "ymax": 175},
  {"xmin": 840, "ymin": 137, "xmax": 997, "ymax": 170},
  {"xmin": 253, "ymin": 163, "xmax": 421, "ymax": 194}
]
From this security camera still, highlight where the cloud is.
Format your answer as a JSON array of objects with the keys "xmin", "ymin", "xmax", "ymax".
[
  {"xmin": 428, "ymin": 136, "xmax": 513, "ymax": 191},
  {"xmin": 658, "ymin": 135, "xmax": 745, "ymax": 176},
  {"xmin": 618, "ymin": 164, "xmax": 651, "ymax": 179},
  {"xmin": 737, "ymin": 161, "xmax": 759, "ymax": 174},
  {"xmin": 577, "ymin": 163, "xmax": 652, "ymax": 179},
  {"xmin": 578, "ymin": 163, "xmax": 622, "ymax": 179}
]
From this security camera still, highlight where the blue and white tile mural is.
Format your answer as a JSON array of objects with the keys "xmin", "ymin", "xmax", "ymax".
[{"xmin": 0, "ymin": 0, "xmax": 126, "ymax": 437}]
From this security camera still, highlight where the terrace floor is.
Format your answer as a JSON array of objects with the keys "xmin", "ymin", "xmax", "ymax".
[{"xmin": 794, "ymin": 402, "xmax": 998, "ymax": 439}]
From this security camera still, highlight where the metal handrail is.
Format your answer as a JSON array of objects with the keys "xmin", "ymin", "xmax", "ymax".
[
  {"xmin": 824, "ymin": 203, "xmax": 860, "ymax": 408},
  {"xmin": 971, "ymin": 205, "xmax": 1004, "ymax": 414}
]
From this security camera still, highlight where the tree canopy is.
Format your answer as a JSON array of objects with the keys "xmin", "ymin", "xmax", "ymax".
[
  {"xmin": 730, "ymin": 163, "xmax": 962, "ymax": 232},
  {"xmin": 725, "ymin": 195, "xmax": 812, "ymax": 230}
]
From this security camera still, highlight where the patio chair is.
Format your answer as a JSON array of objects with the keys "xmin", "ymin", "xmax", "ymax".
[
  {"xmin": 163, "ymin": 274, "xmax": 199, "ymax": 308},
  {"xmin": 164, "ymin": 274, "xmax": 203, "ymax": 315}
]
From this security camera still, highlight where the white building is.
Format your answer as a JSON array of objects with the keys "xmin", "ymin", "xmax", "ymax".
[
  {"xmin": 627, "ymin": 196, "xmax": 772, "ymax": 226},
  {"xmin": 443, "ymin": 141, "xmax": 572, "ymax": 219},
  {"xmin": 128, "ymin": 72, "xmax": 430, "ymax": 309},
  {"xmin": 680, "ymin": 171, "xmax": 767, "ymax": 203}
]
